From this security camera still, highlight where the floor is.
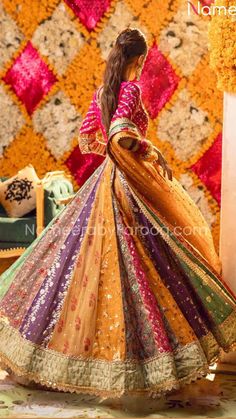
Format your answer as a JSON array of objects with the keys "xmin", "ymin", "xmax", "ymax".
[{"xmin": 0, "ymin": 366, "xmax": 236, "ymax": 418}]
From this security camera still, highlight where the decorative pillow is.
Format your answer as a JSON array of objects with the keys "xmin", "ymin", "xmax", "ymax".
[{"xmin": 0, "ymin": 165, "xmax": 40, "ymax": 218}]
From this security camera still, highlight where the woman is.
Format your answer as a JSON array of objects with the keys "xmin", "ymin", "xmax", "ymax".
[{"xmin": 0, "ymin": 28, "xmax": 235, "ymax": 398}]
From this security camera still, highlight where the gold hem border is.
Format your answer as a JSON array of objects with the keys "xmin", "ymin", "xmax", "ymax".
[
  {"xmin": 1, "ymin": 349, "xmax": 209, "ymax": 399},
  {"xmin": 0, "ymin": 315, "xmax": 235, "ymax": 398}
]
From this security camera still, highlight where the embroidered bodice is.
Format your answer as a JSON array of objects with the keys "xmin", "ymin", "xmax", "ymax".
[{"xmin": 79, "ymin": 81, "xmax": 149, "ymax": 155}]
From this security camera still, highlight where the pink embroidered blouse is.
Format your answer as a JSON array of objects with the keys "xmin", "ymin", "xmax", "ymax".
[{"xmin": 79, "ymin": 80, "xmax": 153, "ymax": 158}]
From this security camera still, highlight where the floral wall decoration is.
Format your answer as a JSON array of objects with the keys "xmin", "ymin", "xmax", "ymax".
[
  {"xmin": 0, "ymin": 0, "xmax": 223, "ymax": 248},
  {"xmin": 209, "ymin": 0, "xmax": 236, "ymax": 93}
]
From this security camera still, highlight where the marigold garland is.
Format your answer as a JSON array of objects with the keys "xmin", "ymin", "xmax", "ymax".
[
  {"xmin": 188, "ymin": 53, "xmax": 223, "ymax": 123},
  {"xmin": 209, "ymin": 0, "xmax": 236, "ymax": 93},
  {"xmin": 1, "ymin": 0, "xmax": 60, "ymax": 38}
]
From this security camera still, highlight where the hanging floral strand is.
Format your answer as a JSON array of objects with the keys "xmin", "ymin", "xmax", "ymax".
[{"xmin": 209, "ymin": 0, "xmax": 236, "ymax": 93}]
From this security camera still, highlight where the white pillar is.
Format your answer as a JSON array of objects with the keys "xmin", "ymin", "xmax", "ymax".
[
  {"xmin": 220, "ymin": 93, "xmax": 236, "ymax": 295},
  {"xmin": 218, "ymin": 93, "xmax": 236, "ymax": 366}
]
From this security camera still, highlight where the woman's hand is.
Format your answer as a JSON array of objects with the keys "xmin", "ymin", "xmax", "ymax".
[
  {"xmin": 116, "ymin": 135, "xmax": 173, "ymax": 181},
  {"xmin": 154, "ymin": 147, "xmax": 173, "ymax": 181}
]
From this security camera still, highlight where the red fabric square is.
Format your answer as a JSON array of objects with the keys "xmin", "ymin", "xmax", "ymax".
[
  {"xmin": 66, "ymin": 146, "xmax": 105, "ymax": 186},
  {"xmin": 139, "ymin": 43, "xmax": 180, "ymax": 119},
  {"xmin": 64, "ymin": 0, "xmax": 110, "ymax": 31},
  {"xmin": 191, "ymin": 133, "xmax": 222, "ymax": 205},
  {"xmin": 3, "ymin": 42, "xmax": 57, "ymax": 115}
]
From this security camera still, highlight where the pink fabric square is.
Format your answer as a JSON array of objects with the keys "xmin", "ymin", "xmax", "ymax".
[
  {"xmin": 64, "ymin": 0, "xmax": 110, "ymax": 31},
  {"xmin": 191, "ymin": 133, "xmax": 222, "ymax": 205},
  {"xmin": 3, "ymin": 42, "xmax": 57, "ymax": 115},
  {"xmin": 139, "ymin": 43, "xmax": 180, "ymax": 119}
]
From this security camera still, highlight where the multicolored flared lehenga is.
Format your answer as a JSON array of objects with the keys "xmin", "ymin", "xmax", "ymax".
[{"xmin": 0, "ymin": 80, "xmax": 235, "ymax": 398}]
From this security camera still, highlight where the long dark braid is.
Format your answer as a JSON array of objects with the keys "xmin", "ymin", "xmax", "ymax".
[{"xmin": 101, "ymin": 28, "xmax": 147, "ymax": 133}]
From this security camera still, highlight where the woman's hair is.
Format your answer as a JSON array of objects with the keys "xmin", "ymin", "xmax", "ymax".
[{"xmin": 101, "ymin": 28, "xmax": 147, "ymax": 133}]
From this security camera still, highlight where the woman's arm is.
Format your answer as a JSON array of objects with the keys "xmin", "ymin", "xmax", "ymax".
[
  {"xmin": 78, "ymin": 93, "xmax": 106, "ymax": 156},
  {"xmin": 109, "ymin": 83, "xmax": 172, "ymax": 179},
  {"xmin": 108, "ymin": 82, "xmax": 156, "ymax": 160}
]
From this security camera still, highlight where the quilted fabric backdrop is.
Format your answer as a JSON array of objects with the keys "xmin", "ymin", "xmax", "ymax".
[{"xmin": 0, "ymin": 0, "xmax": 222, "ymax": 248}]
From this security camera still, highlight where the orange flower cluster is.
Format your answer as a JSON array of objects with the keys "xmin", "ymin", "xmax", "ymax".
[{"xmin": 209, "ymin": 0, "xmax": 236, "ymax": 93}]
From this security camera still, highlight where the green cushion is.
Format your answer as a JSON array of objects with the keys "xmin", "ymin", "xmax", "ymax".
[
  {"xmin": 0, "ymin": 212, "xmax": 36, "ymax": 243},
  {"xmin": 44, "ymin": 178, "xmax": 74, "ymax": 226},
  {"xmin": 46, "ymin": 178, "xmax": 74, "ymax": 197}
]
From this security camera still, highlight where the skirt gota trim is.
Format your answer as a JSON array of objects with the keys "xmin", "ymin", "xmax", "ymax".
[{"xmin": 0, "ymin": 314, "xmax": 236, "ymax": 398}]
